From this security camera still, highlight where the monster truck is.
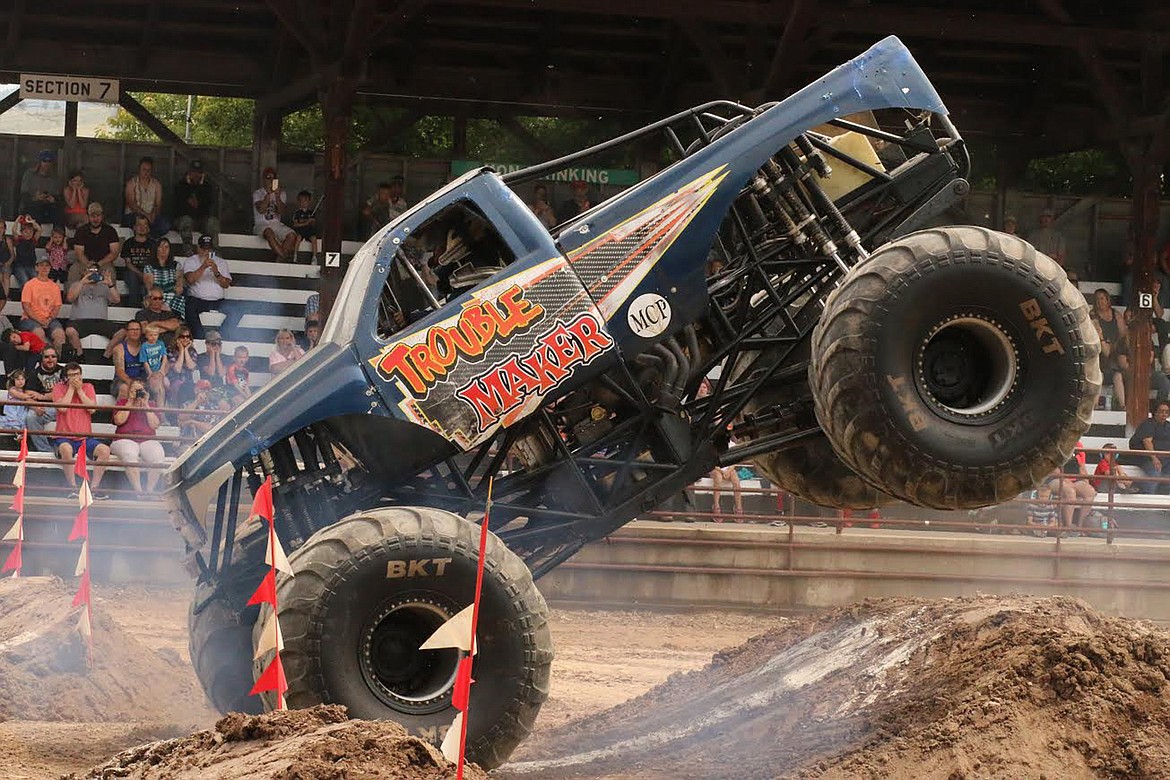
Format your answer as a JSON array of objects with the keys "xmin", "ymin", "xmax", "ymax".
[{"xmin": 165, "ymin": 36, "xmax": 1099, "ymax": 767}]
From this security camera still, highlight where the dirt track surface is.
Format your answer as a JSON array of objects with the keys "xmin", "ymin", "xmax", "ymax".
[{"xmin": 502, "ymin": 595, "xmax": 1170, "ymax": 779}]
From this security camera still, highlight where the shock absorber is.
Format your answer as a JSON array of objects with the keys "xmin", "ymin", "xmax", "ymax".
[
  {"xmin": 764, "ymin": 158, "xmax": 850, "ymax": 274},
  {"xmin": 788, "ymin": 137, "xmax": 868, "ymax": 260},
  {"xmin": 750, "ymin": 173, "xmax": 807, "ymax": 248}
]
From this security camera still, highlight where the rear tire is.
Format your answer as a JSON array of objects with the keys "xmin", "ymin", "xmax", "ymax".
[
  {"xmin": 810, "ymin": 226, "xmax": 1099, "ymax": 509},
  {"xmin": 753, "ymin": 433, "xmax": 891, "ymax": 510},
  {"xmin": 255, "ymin": 506, "xmax": 552, "ymax": 770}
]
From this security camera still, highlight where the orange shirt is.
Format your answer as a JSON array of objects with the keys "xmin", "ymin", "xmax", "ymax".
[{"xmin": 21, "ymin": 277, "xmax": 62, "ymax": 323}]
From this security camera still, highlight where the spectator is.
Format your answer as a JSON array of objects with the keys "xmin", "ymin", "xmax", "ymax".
[
  {"xmin": 120, "ymin": 214, "xmax": 155, "ymax": 307},
  {"xmin": 304, "ymin": 292, "xmax": 320, "ymax": 329},
  {"xmin": 136, "ymin": 285, "xmax": 183, "ymax": 342},
  {"xmin": 225, "ymin": 345, "xmax": 251, "ymax": 400},
  {"xmin": 559, "ymin": 180, "xmax": 597, "ymax": 222},
  {"xmin": 0, "ymin": 369, "xmax": 32, "ymax": 441},
  {"xmin": 362, "ymin": 178, "xmax": 409, "ymax": 237},
  {"xmin": 140, "ymin": 324, "xmax": 169, "ymax": 405},
  {"xmin": 252, "ymin": 167, "xmax": 298, "ymax": 261},
  {"xmin": 302, "ymin": 321, "xmax": 321, "ymax": 351},
  {"xmin": 20, "ymin": 150, "xmax": 60, "ymax": 225},
  {"xmin": 1025, "ymin": 484, "xmax": 1058, "ymax": 537},
  {"xmin": 62, "ymin": 170, "xmax": 90, "ymax": 230},
  {"xmin": 268, "ymin": 328, "xmax": 305, "ymax": 377},
  {"xmin": 528, "ymin": 184, "xmax": 557, "ymax": 229},
  {"xmin": 2, "ymin": 327, "xmax": 44, "ymax": 371},
  {"xmin": 1091, "ymin": 288, "xmax": 1127, "ymax": 408},
  {"xmin": 142, "ymin": 237, "xmax": 186, "ymax": 322},
  {"xmin": 71, "ymin": 202, "xmax": 121, "ymax": 273},
  {"xmin": 1045, "ymin": 441, "xmax": 1097, "ymax": 530},
  {"xmin": 1092, "ymin": 443, "xmax": 1136, "ymax": 494},
  {"xmin": 19, "ymin": 258, "xmax": 66, "ymax": 353},
  {"xmin": 65, "ymin": 264, "xmax": 121, "ymax": 360},
  {"xmin": 44, "ymin": 226, "xmax": 69, "ymax": 285},
  {"xmin": 181, "ymin": 235, "xmax": 231, "ymax": 339},
  {"xmin": 197, "ymin": 329, "xmax": 227, "ymax": 386},
  {"xmin": 0, "ymin": 218, "xmax": 12, "ymax": 299},
  {"xmin": 111, "ymin": 378, "xmax": 166, "ymax": 496},
  {"xmin": 1028, "ymin": 208, "xmax": 1068, "ymax": 269},
  {"xmin": 123, "ymin": 156, "xmax": 168, "ymax": 236},
  {"xmin": 172, "ymin": 159, "xmax": 220, "ymax": 252},
  {"xmin": 291, "ymin": 190, "xmax": 318, "ymax": 263},
  {"xmin": 168, "ymin": 326, "xmax": 199, "ymax": 406},
  {"xmin": 111, "ymin": 319, "xmax": 147, "ymax": 400},
  {"xmin": 181, "ymin": 379, "xmax": 224, "ymax": 440},
  {"xmin": 1002, "ymin": 214, "xmax": 1018, "ymax": 236},
  {"xmin": 1124, "ymin": 400, "xmax": 1170, "ymax": 494},
  {"xmin": 709, "ymin": 464, "xmax": 743, "ymax": 522},
  {"xmin": 1118, "ymin": 308, "xmax": 1170, "ymax": 404},
  {"xmin": 11, "ymin": 216, "xmax": 41, "ymax": 288},
  {"xmin": 51, "ymin": 362, "xmax": 110, "ymax": 499},
  {"xmin": 24, "ymin": 347, "xmax": 64, "ymax": 452}
]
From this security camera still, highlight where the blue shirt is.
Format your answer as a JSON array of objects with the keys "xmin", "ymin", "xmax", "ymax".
[{"xmin": 141, "ymin": 341, "xmax": 167, "ymax": 373}]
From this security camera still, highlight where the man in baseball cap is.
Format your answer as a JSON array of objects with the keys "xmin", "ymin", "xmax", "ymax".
[{"xmin": 21, "ymin": 150, "xmax": 60, "ymax": 223}]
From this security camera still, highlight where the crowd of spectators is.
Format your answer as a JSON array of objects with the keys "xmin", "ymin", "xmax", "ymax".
[{"xmin": 0, "ymin": 149, "xmax": 334, "ymax": 495}]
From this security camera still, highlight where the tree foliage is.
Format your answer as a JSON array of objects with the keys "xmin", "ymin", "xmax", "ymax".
[{"xmin": 96, "ymin": 93, "xmax": 254, "ymax": 147}]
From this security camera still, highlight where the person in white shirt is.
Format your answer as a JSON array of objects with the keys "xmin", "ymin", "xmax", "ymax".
[
  {"xmin": 181, "ymin": 235, "xmax": 231, "ymax": 339},
  {"xmin": 252, "ymin": 167, "xmax": 299, "ymax": 261}
]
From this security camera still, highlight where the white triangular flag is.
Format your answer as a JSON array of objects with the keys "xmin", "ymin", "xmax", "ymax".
[
  {"xmin": 265, "ymin": 531, "xmax": 292, "ymax": 574},
  {"xmin": 12, "ymin": 462, "xmax": 25, "ymax": 488},
  {"xmin": 419, "ymin": 604, "xmax": 477, "ymax": 654},
  {"xmin": 253, "ymin": 608, "xmax": 285, "ymax": 659},
  {"xmin": 74, "ymin": 540, "xmax": 88, "ymax": 576},
  {"xmin": 77, "ymin": 607, "xmax": 92, "ymax": 638},
  {"xmin": 78, "ymin": 481, "xmax": 93, "ymax": 509},
  {"xmin": 2, "ymin": 517, "xmax": 21, "ymax": 541},
  {"xmin": 440, "ymin": 712, "xmax": 463, "ymax": 763}
]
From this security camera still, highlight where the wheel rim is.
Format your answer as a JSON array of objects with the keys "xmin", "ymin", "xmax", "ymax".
[
  {"xmin": 916, "ymin": 314, "xmax": 1019, "ymax": 422},
  {"xmin": 359, "ymin": 596, "xmax": 461, "ymax": 715}
]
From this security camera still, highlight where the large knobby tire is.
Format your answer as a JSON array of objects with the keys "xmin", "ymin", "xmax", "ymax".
[
  {"xmin": 188, "ymin": 581, "xmax": 264, "ymax": 715},
  {"xmin": 810, "ymin": 226, "xmax": 1100, "ymax": 509},
  {"xmin": 753, "ymin": 433, "xmax": 891, "ymax": 510},
  {"xmin": 255, "ymin": 506, "xmax": 552, "ymax": 770}
]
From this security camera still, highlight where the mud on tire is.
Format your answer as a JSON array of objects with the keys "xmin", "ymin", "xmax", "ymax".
[
  {"xmin": 810, "ymin": 226, "xmax": 1100, "ymax": 509},
  {"xmin": 753, "ymin": 432, "xmax": 890, "ymax": 510},
  {"xmin": 189, "ymin": 581, "xmax": 264, "ymax": 715},
  {"xmin": 253, "ymin": 506, "xmax": 552, "ymax": 770}
]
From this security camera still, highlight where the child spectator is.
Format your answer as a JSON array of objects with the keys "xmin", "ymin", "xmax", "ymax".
[
  {"xmin": 12, "ymin": 216, "xmax": 41, "ymax": 287},
  {"xmin": 1026, "ymin": 485, "xmax": 1059, "ymax": 537},
  {"xmin": 225, "ymin": 345, "xmax": 251, "ymax": 400},
  {"xmin": 0, "ymin": 218, "xmax": 13, "ymax": 299},
  {"xmin": 2, "ymin": 327, "xmax": 45, "ymax": 371},
  {"xmin": 141, "ymin": 324, "xmax": 169, "ymax": 405},
  {"xmin": 168, "ymin": 326, "xmax": 200, "ymax": 407},
  {"xmin": 181, "ymin": 379, "xmax": 225, "ymax": 439},
  {"xmin": 0, "ymin": 369, "xmax": 32, "ymax": 439},
  {"xmin": 292, "ymin": 190, "xmax": 318, "ymax": 263},
  {"xmin": 268, "ymin": 328, "xmax": 305, "ymax": 377},
  {"xmin": 1092, "ymin": 443, "xmax": 1137, "ymax": 494},
  {"xmin": 44, "ymin": 226, "xmax": 69, "ymax": 284},
  {"xmin": 111, "ymin": 378, "xmax": 166, "ymax": 496},
  {"xmin": 62, "ymin": 170, "xmax": 90, "ymax": 230}
]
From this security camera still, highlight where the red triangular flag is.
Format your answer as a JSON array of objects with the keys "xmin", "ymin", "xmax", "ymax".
[
  {"xmin": 11, "ymin": 484, "xmax": 23, "ymax": 513},
  {"xmin": 249, "ymin": 652, "xmax": 288, "ymax": 696},
  {"xmin": 252, "ymin": 477, "xmax": 274, "ymax": 523},
  {"xmin": 17, "ymin": 429, "xmax": 27, "ymax": 460},
  {"xmin": 68, "ymin": 506, "xmax": 89, "ymax": 542},
  {"xmin": 73, "ymin": 442, "xmax": 87, "ymax": 480},
  {"xmin": 452, "ymin": 655, "xmax": 475, "ymax": 712},
  {"xmin": 2, "ymin": 540, "xmax": 21, "ymax": 573},
  {"xmin": 71, "ymin": 569, "xmax": 91, "ymax": 607},
  {"xmin": 247, "ymin": 568, "xmax": 277, "ymax": 607}
]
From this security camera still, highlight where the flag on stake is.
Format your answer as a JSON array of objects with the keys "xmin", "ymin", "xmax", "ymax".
[
  {"xmin": 250, "ymin": 652, "xmax": 288, "ymax": 710},
  {"xmin": 265, "ymin": 527, "xmax": 292, "ymax": 574},
  {"xmin": 1, "ymin": 516, "xmax": 20, "ymax": 541},
  {"xmin": 68, "ymin": 506, "xmax": 89, "ymax": 542},
  {"xmin": 74, "ymin": 540, "xmax": 88, "ymax": 576},
  {"xmin": 452, "ymin": 655, "xmax": 474, "ymax": 712},
  {"xmin": 73, "ymin": 442, "xmax": 88, "ymax": 480},
  {"xmin": 2, "ymin": 532, "xmax": 22, "ymax": 576},
  {"xmin": 71, "ymin": 569, "xmax": 91, "ymax": 608},
  {"xmin": 248, "ymin": 568, "xmax": 277, "ymax": 607},
  {"xmin": 252, "ymin": 477, "xmax": 274, "ymax": 522},
  {"xmin": 440, "ymin": 712, "xmax": 464, "ymax": 763},
  {"xmin": 253, "ymin": 609, "xmax": 285, "ymax": 659},
  {"xmin": 77, "ymin": 605, "xmax": 92, "ymax": 638}
]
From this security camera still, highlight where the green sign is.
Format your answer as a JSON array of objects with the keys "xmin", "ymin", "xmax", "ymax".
[{"xmin": 451, "ymin": 160, "xmax": 639, "ymax": 187}]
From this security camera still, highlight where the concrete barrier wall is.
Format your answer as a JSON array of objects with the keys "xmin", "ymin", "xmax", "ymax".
[{"xmin": 539, "ymin": 521, "xmax": 1170, "ymax": 622}]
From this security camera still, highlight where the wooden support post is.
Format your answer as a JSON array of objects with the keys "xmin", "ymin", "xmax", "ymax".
[
  {"xmin": 452, "ymin": 115, "xmax": 468, "ymax": 158},
  {"xmin": 63, "ymin": 101, "xmax": 78, "ymax": 172},
  {"xmin": 318, "ymin": 76, "xmax": 357, "ymax": 322},
  {"xmin": 1126, "ymin": 164, "xmax": 1159, "ymax": 427},
  {"xmin": 251, "ymin": 105, "xmax": 282, "ymax": 181}
]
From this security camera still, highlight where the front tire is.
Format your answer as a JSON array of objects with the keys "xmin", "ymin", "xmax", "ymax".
[
  {"xmin": 256, "ymin": 506, "xmax": 552, "ymax": 769},
  {"xmin": 810, "ymin": 226, "xmax": 1099, "ymax": 509}
]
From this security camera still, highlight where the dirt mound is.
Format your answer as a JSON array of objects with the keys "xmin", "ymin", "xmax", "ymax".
[
  {"xmin": 0, "ymin": 576, "xmax": 207, "ymax": 724},
  {"xmin": 502, "ymin": 595, "xmax": 1170, "ymax": 779},
  {"xmin": 68, "ymin": 705, "xmax": 488, "ymax": 779}
]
